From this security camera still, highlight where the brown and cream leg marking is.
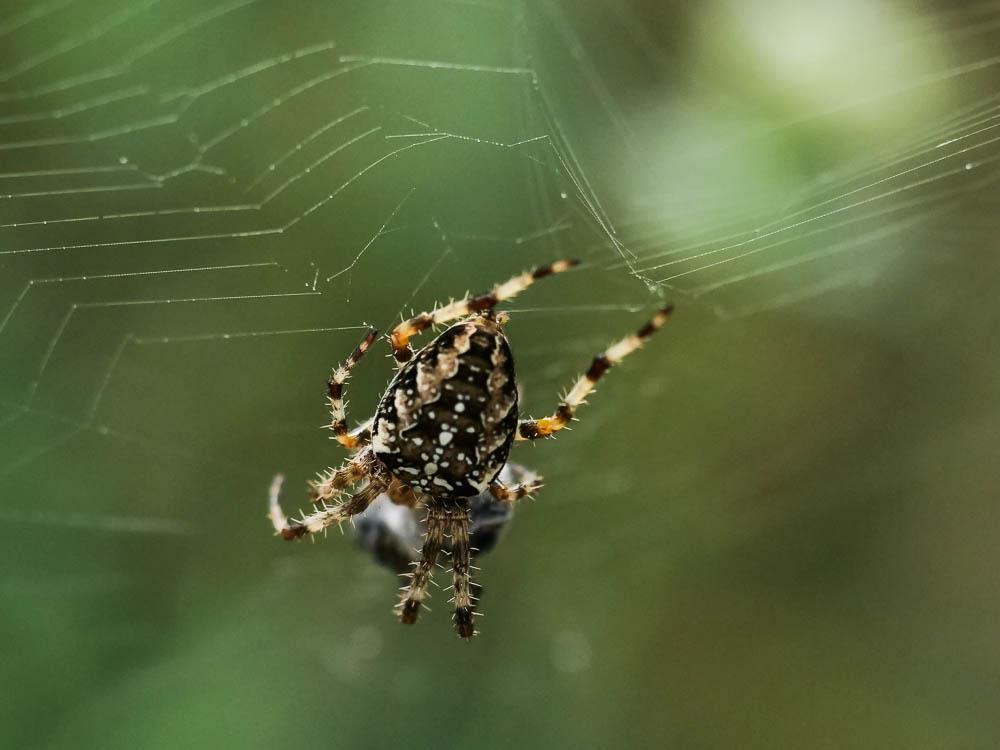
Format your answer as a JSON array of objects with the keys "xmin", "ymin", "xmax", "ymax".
[
  {"xmin": 345, "ymin": 417, "xmax": 373, "ymax": 449},
  {"xmin": 517, "ymin": 305, "xmax": 674, "ymax": 440},
  {"xmin": 327, "ymin": 328, "xmax": 379, "ymax": 450},
  {"xmin": 307, "ymin": 449, "xmax": 374, "ymax": 504},
  {"xmin": 449, "ymin": 508, "xmax": 476, "ymax": 639},
  {"xmin": 389, "ymin": 258, "xmax": 580, "ymax": 363},
  {"xmin": 489, "ymin": 475, "xmax": 544, "ymax": 503},
  {"xmin": 270, "ymin": 473, "xmax": 389, "ymax": 541},
  {"xmin": 397, "ymin": 508, "xmax": 449, "ymax": 625}
]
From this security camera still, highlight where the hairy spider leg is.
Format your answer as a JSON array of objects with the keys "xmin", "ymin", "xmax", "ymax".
[
  {"xmin": 449, "ymin": 508, "xmax": 476, "ymax": 639},
  {"xmin": 308, "ymin": 448, "xmax": 375, "ymax": 504},
  {"xmin": 389, "ymin": 258, "xmax": 581, "ymax": 363},
  {"xmin": 517, "ymin": 305, "xmax": 674, "ymax": 440},
  {"xmin": 346, "ymin": 417, "xmax": 373, "ymax": 447},
  {"xmin": 327, "ymin": 328, "xmax": 380, "ymax": 450},
  {"xmin": 489, "ymin": 475, "xmax": 544, "ymax": 503},
  {"xmin": 396, "ymin": 507, "xmax": 450, "ymax": 625},
  {"xmin": 270, "ymin": 474, "xmax": 389, "ymax": 541}
]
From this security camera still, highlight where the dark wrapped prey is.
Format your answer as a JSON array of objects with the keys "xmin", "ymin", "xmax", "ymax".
[{"xmin": 352, "ymin": 462, "xmax": 532, "ymax": 574}]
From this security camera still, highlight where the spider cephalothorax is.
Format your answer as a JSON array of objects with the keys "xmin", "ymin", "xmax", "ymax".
[{"xmin": 268, "ymin": 258, "xmax": 672, "ymax": 639}]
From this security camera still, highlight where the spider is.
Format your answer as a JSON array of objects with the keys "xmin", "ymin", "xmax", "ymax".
[{"xmin": 268, "ymin": 258, "xmax": 673, "ymax": 639}]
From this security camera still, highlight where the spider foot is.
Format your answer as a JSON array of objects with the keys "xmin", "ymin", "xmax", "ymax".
[
  {"xmin": 454, "ymin": 606, "xmax": 475, "ymax": 639},
  {"xmin": 278, "ymin": 523, "xmax": 308, "ymax": 541},
  {"xmin": 398, "ymin": 599, "xmax": 421, "ymax": 625}
]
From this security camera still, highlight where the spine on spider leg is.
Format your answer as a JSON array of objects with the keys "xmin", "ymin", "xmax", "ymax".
[
  {"xmin": 450, "ymin": 509, "xmax": 476, "ymax": 639},
  {"xmin": 489, "ymin": 477, "xmax": 544, "ymax": 503},
  {"xmin": 327, "ymin": 327, "xmax": 378, "ymax": 447},
  {"xmin": 281, "ymin": 479, "xmax": 385, "ymax": 540},
  {"xmin": 519, "ymin": 304, "xmax": 674, "ymax": 439},
  {"xmin": 398, "ymin": 511, "xmax": 447, "ymax": 624},
  {"xmin": 308, "ymin": 455, "xmax": 369, "ymax": 503},
  {"xmin": 572, "ymin": 302, "xmax": 674, "ymax": 397},
  {"xmin": 469, "ymin": 257, "xmax": 582, "ymax": 312},
  {"xmin": 389, "ymin": 258, "xmax": 582, "ymax": 362}
]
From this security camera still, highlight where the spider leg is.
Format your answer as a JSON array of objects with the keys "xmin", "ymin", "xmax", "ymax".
[
  {"xmin": 389, "ymin": 258, "xmax": 580, "ymax": 363},
  {"xmin": 270, "ymin": 474, "xmax": 388, "ymax": 541},
  {"xmin": 307, "ymin": 447, "xmax": 375, "ymax": 504},
  {"xmin": 448, "ymin": 507, "xmax": 476, "ymax": 639},
  {"xmin": 327, "ymin": 328, "xmax": 379, "ymax": 450},
  {"xmin": 489, "ymin": 475, "xmax": 544, "ymax": 503},
  {"xmin": 516, "ymin": 305, "xmax": 673, "ymax": 441},
  {"xmin": 345, "ymin": 417, "xmax": 373, "ymax": 449},
  {"xmin": 396, "ymin": 507, "xmax": 449, "ymax": 625}
]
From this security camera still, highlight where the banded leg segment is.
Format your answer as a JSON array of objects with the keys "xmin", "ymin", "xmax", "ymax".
[
  {"xmin": 489, "ymin": 475, "xmax": 544, "ymax": 503},
  {"xmin": 270, "ymin": 476, "xmax": 388, "ymax": 541},
  {"xmin": 449, "ymin": 509, "xmax": 476, "ymax": 639},
  {"xmin": 327, "ymin": 328, "xmax": 379, "ymax": 450},
  {"xmin": 517, "ymin": 305, "xmax": 674, "ymax": 440},
  {"xmin": 389, "ymin": 258, "xmax": 580, "ymax": 363},
  {"xmin": 397, "ymin": 510, "xmax": 448, "ymax": 625},
  {"xmin": 345, "ymin": 417, "xmax": 373, "ymax": 449},
  {"xmin": 308, "ymin": 449, "xmax": 373, "ymax": 504}
]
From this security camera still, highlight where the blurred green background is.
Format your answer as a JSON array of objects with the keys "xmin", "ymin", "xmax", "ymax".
[{"xmin": 1, "ymin": 1, "xmax": 999, "ymax": 748}]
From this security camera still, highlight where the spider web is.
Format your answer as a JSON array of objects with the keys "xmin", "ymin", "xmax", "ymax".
[{"xmin": 2, "ymin": 1, "xmax": 1000, "ymax": 748}]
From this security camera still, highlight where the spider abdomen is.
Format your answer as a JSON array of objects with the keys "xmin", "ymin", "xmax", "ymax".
[{"xmin": 372, "ymin": 318, "xmax": 518, "ymax": 499}]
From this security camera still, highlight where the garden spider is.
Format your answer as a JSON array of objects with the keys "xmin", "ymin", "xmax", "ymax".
[{"xmin": 269, "ymin": 258, "xmax": 672, "ymax": 639}]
